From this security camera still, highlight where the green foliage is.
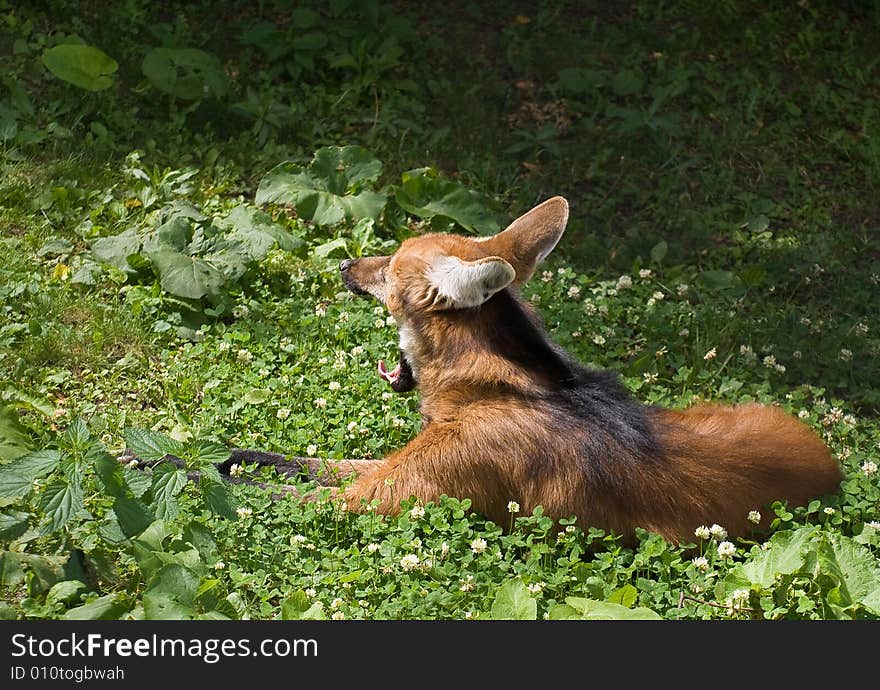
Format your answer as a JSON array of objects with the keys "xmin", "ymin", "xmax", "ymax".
[
  {"xmin": 41, "ymin": 44, "xmax": 118, "ymax": 91},
  {"xmin": 1, "ymin": 0, "xmax": 878, "ymax": 620}
]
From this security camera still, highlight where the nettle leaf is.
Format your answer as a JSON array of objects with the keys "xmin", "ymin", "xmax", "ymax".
[
  {"xmin": 187, "ymin": 440, "xmax": 230, "ymax": 465},
  {"xmin": 549, "ymin": 597, "xmax": 662, "ymax": 620},
  {"xmin": 0, "ymin": 510, "xmax": 30, "ymax": 540},
  {"xmin": 281, "ymin": 590, "xmax": 311, "ymax": 620},
  {"xmin": 143, "ymin": 564, "xmax": 200, "ymax": 619},
  {"xmin": 145, "ymin": 248, "xmax": 226, "ymax": 300},
  {"xmin": 394, "ymin": 167, "xmax": 499, "ymax": 234},
  {"xmin": 142, "ymin": 47, "xmax": 227, "ymax": 100},
  {"xmin": 0, "ymin": 405, "xmax": 31, "ymax": 462},
  {"xmin": 490, "ymin": 580, "xmax": 537, "ymax": 620},
  {"xmin": 62, "ymin": 418, "xmax": 91, "ymax": 451},
  {"xmin": 38, "ymin": 478, "xmax": 84, "ymax": 534},
  {"xmin": 0, "ymin": 450, "xmax": 62, "ymax": 499},
  {"xmin": 114, "ymin": 494, "xmax": 154, "ymax": 538},
  {"xmin": 150, "ymin": 464, "xmax": 188, "ymax": 521},
  {"xmin": 256, "ymin": 146, "xmax": 386, "ymax": 226},
  {"xmin": 123, "ymin": 428, "xmax": 184, "ymax": 463},
  {"xmin": 200, "ymin": 478, "xmax": 236, "ymax": 519},
  {"xmin": 41, "ymin": 44, "xmax": 118, "ymax": 91}
]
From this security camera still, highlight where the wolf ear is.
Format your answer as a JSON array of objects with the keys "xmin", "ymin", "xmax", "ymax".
[
  {"xmin": 479, "ymin": 196, "xmax": 569, "ymax": 285},
  {"xmin": 425, "ymin": 255, "xmax": 516, "ymax": 309}
]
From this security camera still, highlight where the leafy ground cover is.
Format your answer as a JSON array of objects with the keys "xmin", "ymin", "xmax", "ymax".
[{"xmin": 1, "ymin": 0, "xmax": 879, "ymax": 620}]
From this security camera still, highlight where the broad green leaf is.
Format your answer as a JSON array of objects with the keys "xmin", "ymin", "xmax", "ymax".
[
  {"xmin": 256, "ymin": 146, "xmax": 386, "ymax": 226},
  {"xmin": 650, "ymin": 240, "xmax": 668, "ymax": 264},
  {"xmin": 281, "ymin": 591, "xmax": 311, "ymax": 620},
  {"xmin": 142, "ymin": 47, "xmax": 227, "ymax": 100},
  {"xmin": 0, "ymin": 509, "xmax": 30, "ymax": 540},
  {"xmin": 0, "ymin": 405, "xmax": 30, "ymax": 462},
  {"xmin": 93, "ymin": 451, "xmax": 126, "ymax": 497},
  {"xmin": 123, "ymin": 466, "xmax": 153, "ymax": 498},
  {"xmin": 143, "ymin": 564, "xmax": 199, "ymax": 619},
  {"xmin": 200, "ymin": 478, "xmax": 236, "ymax": 519},
  {"xmin": 150, "ymin": 464, "xmax": 187, "ymax": 520},
  {"xmin": 556, "ymin": 67, "xmax": 607, "ymax": 94},
  {"xmin": 549, "ymin": 597, "xmax": 662, "ymax": 620},
  {"xmin": 490, "ymin": 580, "xmax": 537, "ymax": 620},
  {"xmin": 62, "ymin": 418, "xmax": 91, "ymax": 450},
  {"xmin": 299, "ymin": 602, "xmax": 326, "ymax": 620},
  {"xmin": 90, "ymin": 228, "xmax": 143, "ymax": 274},
  {"xmin": 123, "ymin": 428, "xmax": 183, "ymax": 463},
  {"xmin": 821, "ymin": 533, "xmax": 880, "ymax": 616},
  {"xmin": 394, "ymin": 167, "xmax": 499, "ymax": 234},
  {"xmin": 724, "ymin": 527, "xmax": 816, "ymax": 592},
  {"xmin": 0, "ymin": 550, "xmax": 66, "ymax": 590},
  {"xmin": 311, "ymin": 237, "xmax": 349, "ymax": 259},
  {"xmin": 62, "ymin": 593, "xmax": 129, "ymax": 620},
  {"xmin": 47, "ymin": 580, "xmax": 88, "ymax": 607},
  {"xmin": 145, "ymin": 248, "xmax": 226, "ymax": 300},
  {"xmin": 114, "ymin": 494, "xmax": 154, "ymax": 538},
  {"xmin": 0, "ymin": 450, "xmax": 62, "ymax": 499},
  {"xmin": 217, "ymin": 205, "xmax": 304, "ymax": 259},
  {"xmin": 611, "ymin": 68, "xmax": 644, "ymax": 96},
  {"xmin": 182, "ymin": 522, "xmax": 218, "ymax": 562},
  {"xmin": 698, "ymin": 269, "xmax": 736, "ymax": 290},
  {"xmin": 42, "ymin": 44, "xmax": 118, "ymax": 91},
  {"xmin": 188, "ymin": 440, "xmax": 230, "ymax": 465},
  {"xmin": 39, "ymin": 478, "xmax": 83, "ymax": 534},
  {"xmin": 606, "ymin": 584, "xmax": 638, "ymax": 608}
]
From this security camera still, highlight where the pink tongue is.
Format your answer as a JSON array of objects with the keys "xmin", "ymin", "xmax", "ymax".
[{"xmin": 378, "ymin": 360, "xmax": 401, "ymax": 384}]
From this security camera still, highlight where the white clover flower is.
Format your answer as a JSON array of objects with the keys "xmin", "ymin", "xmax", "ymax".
[
  {"xmin": 694, "ymin": 525, "xmax": 711, "ymax": 540},
  {"xmin": 400, "ymin": 554, "xmax": 420, "ymax": 571},
  {"xmin": 798, "ymin": 409, "xmax": 810, "ymax": 420},
  {"xmin": 748, "ymin": 511, "xmax": 761, "ymax": 524},
  {"xmin": 464, "ymin": 611, "xmax": 474, "ymax": 619},
  {"xmin": 440, "ymin": 542, "xmax": 450, "ymax": 558},
  {"xmin": 236, "ymin": 507, "xmax": 253, "ymax": 519},
  {"xmin": 229, "ymin": 463, "xmax": 243, "ymax": 477},
  {"xmin": 306, "ymin": 444, "xmax": 317, "ymax": 456},
  {"xmin": 541, "ymin": 270, "xmax": 553, "ymax": 282},
  {"xmin": 218, "ymin": 341, "xmax": 231, "ymax": 353},
  {"xmin": 126, "ymin": 459, "xmax": 140, "ymax": 469},
  {"xmin": 717, "ymin": 541, "xmax": 736, "ymax": 559},
  {"xmin": 567, "ymin": 285, "xmax": 581, "ymax": 299},
  {"xmin": 652, "ymin": 291, "xmax": 665, "ymax": 301},
  {"xmin": 775, "ymin": 364, "xmax": 786, "ymax": 373},
  {"xmin": 276, "ymin": 407, "xmax": 291, "ymax": 420},
  {"xmin": 727, "ymin": 589, "xmax": 750, "ymax": 611},
  {"xmin": 584, "ymin": 301, "xmax": 597, "ymax": 315},
  {"xmin": 366, "ymin": 543, "xmax": 381, "ymax": 553},
  {"xmin": 236, "ymin": 348, "xmax": 253, "ymax": 362},
  {"xmin": 839, "ymin": 348, "xmax": 853, "ymax": 362},
  {"xmin": 460, "ymin": 575, "xmax": 475, "ymax": 592},
  {"xmin": 347, "ymin": 421, "xmax": 358, "ymax": 433},
  {"xmin": 855, "ymin": 321, "xmax": 869, "ymax": 335},
  {"xmin": 214, "ymin": 561, "xmax": 225, "ymax": 570},
  {"xmin": 293, "ymin": 534, "xmax": 308, "ymax": 544},
  {"xmin": 527, "ymin": 582, "xmax": 543, "ymax": 594},
  {"xmin": 507, "ymin": 501, "xmax": 520, "ymax": 514},
  {"xmin": 374, "ymin": 318, "xmax": 385, "ymax": 329},
  {"xmin": 679, "ymin": 328, "xmax": 690, "ymax": 337},
  {"xmin": 616, "ymin": 275, "xmax": 633, "ymax": 290},
  {"xmin": 703, "ymin": 348, "xmax": 717, "ymax": 361},
  {"xmin": 676, "ymin": 283, "xmax": 689, "ymax": 296},
  {"xmin": 329, "ymin": 381, "xmax": 341, "ymax": 391},
  {"xmin": 331, "ymin": 611, "xmax": 345, "ymax": 620},
  {"xmin": 792, "ymin": 350, "xmax": 802, "ymax": 360},
  {"xmin": 381, "ymin": 391, "xmax": 393, "ymax": 400},
  {"xmin": 258, "ymin": 368, "xmax": 270, "ymax": 378},
  {"xmin": 351, "ymin": 345, "xmax": 364, "ymax": 356},
  {"xmin": 305, "ymin": 588, "xmax": 317, "ymax": 598},
  {"xmin": 592, "ymin": 334, "xmax": 606, "ymax": 346},
  {"xmin": 692, "ymin": 556, "xmax": 709, "ymax": 572},
  {"xmin": 470, "ymin": 538, "xmax": 488, "ymax": 555},
  {"xmin": 643, "ymin": 372, "xmax": 658, "ymax": 384},
  {"xmin": 392, "ymin": 418, "xmax": 406, "ymax": 428},
  {"xmin": 639, "ymin": 268, "xmax": 652, "ymax": 279},
  {"xmin": 763, "ymin": 355, "xmax": 777, "ymax": 368},
  {"xmin": 843, "ymin": 414, "xmax": 857, "ymax": 427},
  {"xmin": 823, "ymin": 507, "xmax": 836, "ymax": 515},
  {"xmin": 315, "ymin": 305, "xmax": 327, "ymax": 317},
  {"xmin": 314, "ymin": 398, "xmax": 327, "ymax": 409},
  {"xmin": 862, "ymin": 461, "xmax": 878, "ymax": 477},
  {"xmin": 386, "ymin": 315, "xmax": 396, "ymax": 326},
  {"xmin": 409, "ymin": 504, "xmax": 426, "ymax": 520},
  {"xmin": 709, "ymin": 524, "xmax": 728, "ymax": 540}
]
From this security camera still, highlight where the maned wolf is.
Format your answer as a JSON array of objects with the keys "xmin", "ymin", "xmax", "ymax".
[{"xmin": 301, "ymin": 197, "xmax": 840, "ymax": 543}]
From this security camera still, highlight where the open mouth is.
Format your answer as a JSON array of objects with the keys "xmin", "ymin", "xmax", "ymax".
[{"xmin": 377, "ymin": 351, "xmax": 416, "ymax": 393}]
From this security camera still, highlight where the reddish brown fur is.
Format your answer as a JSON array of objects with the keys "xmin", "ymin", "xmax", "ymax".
[{"xmin": 318, "ymin": 197, "xmax": 841, "ymax": 544}]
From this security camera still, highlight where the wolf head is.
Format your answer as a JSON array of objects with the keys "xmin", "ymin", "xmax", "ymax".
[{"xmin": 339, "ymin": 197, "xmax": 570, "ymax": 392}]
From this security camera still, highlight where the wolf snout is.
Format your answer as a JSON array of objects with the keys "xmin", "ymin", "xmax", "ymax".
[{"xmin": 339, "ymin": 258, "xmax": 356, "ymax": 272}]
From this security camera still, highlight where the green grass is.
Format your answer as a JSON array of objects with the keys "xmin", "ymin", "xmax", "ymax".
[{"xmin": 1, "ymin": 0, "xmax": 879, "ymax": 620}]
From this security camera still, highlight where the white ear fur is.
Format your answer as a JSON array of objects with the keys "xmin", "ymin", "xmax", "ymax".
[{"xmin": 425, "ymin": 255, "xmax": 515, "ymax": 309}]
